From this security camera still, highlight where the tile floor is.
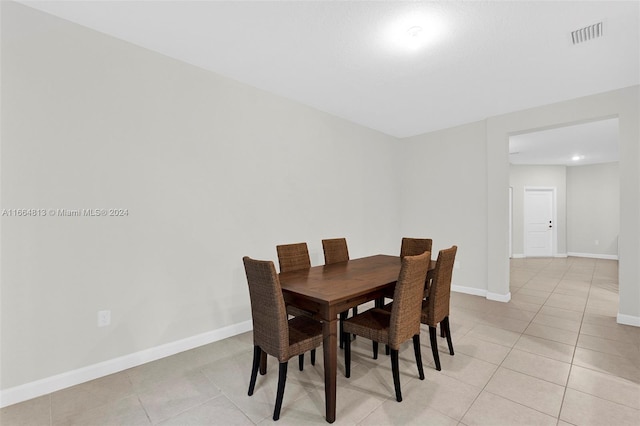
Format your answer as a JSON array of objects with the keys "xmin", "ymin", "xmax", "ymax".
[{"xmin": 2, "ymin": 257, "xmax": 639, "ymax": 425}]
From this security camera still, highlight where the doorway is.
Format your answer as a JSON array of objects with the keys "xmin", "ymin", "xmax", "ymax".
[{"xmin": 524, "ymin": 187, "xmax": 555, "ymax": 257}]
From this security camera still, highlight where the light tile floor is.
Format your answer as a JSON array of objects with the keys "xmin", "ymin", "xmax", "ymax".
[{"xmin": 2, "ymin": 257, "xmax": 639, "ymax": 425}]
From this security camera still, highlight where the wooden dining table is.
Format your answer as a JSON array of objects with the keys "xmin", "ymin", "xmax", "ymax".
[{"xmin": 278, "ymin": 254, "xmax": 435, "ymax": 423}]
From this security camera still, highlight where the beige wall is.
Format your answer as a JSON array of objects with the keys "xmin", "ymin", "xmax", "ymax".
[
  {"xmin": 399, "ymin": 121, "xmax": 488, "ymax": 293},
  {"xmin": 1, "ymin": 3, "xmax": 399, "ymax": 391},
  {"xmin": 567, "ymin": 162, "xmax": 620, "ymax": 257}
]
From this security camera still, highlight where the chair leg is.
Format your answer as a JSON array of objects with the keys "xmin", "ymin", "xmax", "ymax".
[
  {"xmin": 385, "ymin": 344, "xmax": 390, "ymax": 355},
  {"xmin": 443, "ymin": 316, "xmax": 454, "ymax": 355},
  {"xmin": 298, "ymin": 354, "xmax": 304, "ymax": 371},
  {"xmin": 311, "ymin": 349, "xmax": 316, "ymax": 365},
  {"xmin": 273, "ymin": 362, "xmax": 288, "ymax": 421},
  {"xmin": 429, "ymin": 326, "xmax": 441, "ymax": 371},
  {"xmin": 248, "ymin": 345, "xmax": 261, "ymax": 396},
  {"xmin": 412, "ymin": 334, "xmax": 425, "ymax": 380},
  {"xmin": 339, "ymin": 311, "xmax": 347, "ymax": 349},
  {"xmin": 390, "ymin": 349, "xmax": 402, "ymax": 402},
  {"xmin": 440, "ymin": 324, "xmax": 445, "ymax": 338},
  {"xmin": 345, "ymin": 331, "xmax": 351, "ymax": 378},
  {"xmin": 260, "ymin": 349, "xmax": 267, "ymax": 375},
  {"xmin": 372, "ymin": 341, "xmax": 378, "ymax": 359},
  {"xmin": 351, "ymin": 307, "xmax": 357, "ymax": 340}
]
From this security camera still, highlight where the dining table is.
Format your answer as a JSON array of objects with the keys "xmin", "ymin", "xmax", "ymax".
[{"xmin": 277, "ymin": 254, "xmax": 435, "ymax": 423}]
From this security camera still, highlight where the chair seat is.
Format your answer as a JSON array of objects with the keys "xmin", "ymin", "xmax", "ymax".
[
  {"xmin": 342, "ymin": 308, "xmax": 391, "ymax": 345},
  {"xmin": 288, "ymin": 316, "xmax": 323, "ymax": 357}
]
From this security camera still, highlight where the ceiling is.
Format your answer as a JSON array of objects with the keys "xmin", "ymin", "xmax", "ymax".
[
  {"xmin": 509, "ymin": 117, "xmax": 619, "ymax": 166},
  {"xmin": 17, "ymin": 0, "xmax": 640, "ymax": 145}
]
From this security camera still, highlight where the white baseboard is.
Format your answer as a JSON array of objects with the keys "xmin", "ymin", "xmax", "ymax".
[
  {"xmin": 0, "ymin": 320, "xmax": 253, "ymax": 408},
  {"xmin": 451, "ymin": 285, "xmax": 487, "ymax": 297},
  {"xmin": 452, "ymin": 285, "xmax": 511, "ymax": 303},
  {"xmin": 617, "ymin": 313, "xmax": 640, "ymax": 327},
  {"xmin": 487, "ymin": 291, "xmax": 511, "ymax": 302},
  {"xmin": 567, "ymin": 252, "xmax": 619, "ymax": 260},
  {"xmin": 513, "ymin": 253, "xmax": 616, "ymax": 260}
]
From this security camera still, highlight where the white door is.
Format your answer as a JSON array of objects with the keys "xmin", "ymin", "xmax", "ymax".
[{"xmin": 524, "ymin": 188, "xmax": 554, "ymax": 257}]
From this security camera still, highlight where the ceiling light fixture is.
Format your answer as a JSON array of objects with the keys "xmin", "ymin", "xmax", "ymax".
[
  {"xmin": 405, "ymin": 25, "xmax": 425, "ymax": 49},
  {"xmin": 407, "ymin": 26, "xmax": 423, "ymax": 38},
  {"xmin": 382, "ymin": 12, "xmax": 446, "ymax": 53},
  {"xmin": 572, "ymin": 155, "xmax": 584, "ymax": 161}
]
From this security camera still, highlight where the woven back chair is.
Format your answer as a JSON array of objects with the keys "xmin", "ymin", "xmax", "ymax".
[
  {"xmin": 243, "ymin": 257, "xmax": 323, "ymax": 421},
  {"xmin": 342, "ymin": 251, "xmax": 430, "ymax": 402},
  {"xmin": 400, "ymin": 237, "xmax": 433, "ymax": 259},
  {"xmin": 421, "ymin": 245, "xmax": 457, "ymax": 371},
  {"xmin": 276, "ymin": 242, "xmax": 311, "ymax": 273},
  {"xmin": 380, "ymin": 237, "xmax": 433, "ymax": 306},
  {"xmin": 322, "ymin": 238, "xmax": 349, "ymax": 264},
  {"xmin": 276, "ymin": 242, "xmax": 315, "ymax": 344}
]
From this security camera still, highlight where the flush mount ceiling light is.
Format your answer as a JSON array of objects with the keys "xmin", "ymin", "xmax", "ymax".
[
  {"xmin": 572, "ymin": 155, "xmax": 585, "ymax": 161},
  {"xmin": 406, "ymin": 26, "xmax": 424, "ymax": 49},
  {"xmin": 382, "ymin": 12, "xmax": 446, "ymax": 53},
  {"xmin": 407, "ymin": 26, "xmax": 423, "ymax": 37}
]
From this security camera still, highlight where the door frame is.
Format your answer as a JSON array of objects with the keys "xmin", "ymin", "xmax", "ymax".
[
  {"xmin": 523, "ymin": 186, "xmax": 557, "ymax": 257},
  {"xmin": 509, "ymin": 186, "xmax": 513, "ymax": 258}
]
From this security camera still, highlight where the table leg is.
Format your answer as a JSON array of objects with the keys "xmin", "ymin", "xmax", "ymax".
[{"xmin": 323, "ymin": 317, "xmax": 337, "ymax": 423}]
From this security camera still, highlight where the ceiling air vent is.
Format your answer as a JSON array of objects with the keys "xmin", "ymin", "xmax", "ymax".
[{"xmin": 571, "ymin": 22, "xmax": 603, "ymax": 44}]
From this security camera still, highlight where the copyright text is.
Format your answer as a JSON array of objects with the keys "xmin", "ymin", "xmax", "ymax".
[{"xmin": 1, "ymin": 208, "xmax": 129, "ymax": 217}]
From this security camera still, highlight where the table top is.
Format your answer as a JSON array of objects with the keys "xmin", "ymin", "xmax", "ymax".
[{"xmin": 279, "ymin": 254, "xmax": 402, "ymax": 305}]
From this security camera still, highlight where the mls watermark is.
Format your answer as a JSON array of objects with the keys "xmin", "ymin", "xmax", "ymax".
[{"xmin": 1, "ymin": 208, "xmax": 129, "ymax": 217}]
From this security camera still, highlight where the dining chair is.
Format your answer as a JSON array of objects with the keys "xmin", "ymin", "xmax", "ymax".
[
  {"xmin": 379, "ymin": 237, "xmax": 433, "ymax": 308},
  {"xmin": 322, "ymin": 238, "xmax": 356, "ymax": 349},
  {"xmin": 322, "ymin": 237, "xmax": 349, "ymax": 265},
  {"xmin": 342, "ymin": 251, "xmax": 430, "ymax": 402},
  {"xmin": 400, "ymin": 237, "xmax": 433, "ymax": 259},
  {"xmin": 243, "ymin": 256, "xmax": 323, "ymax": 421},
  {"xmin": 276, "ymin": 242, "xmax": 314, "ymax": 318},
  {"xmin": 421, "ymin": 245, "xmax": 457, "ymax": 371},
  {"xmin": 276, "ymin": 242, "xmax": 311, "ymax": 273},
  {"xmin": 276, "ymin": 242, "xmax": 317, "ymax": 367}
]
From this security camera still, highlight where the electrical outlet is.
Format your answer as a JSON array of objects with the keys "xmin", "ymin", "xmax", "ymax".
[{"xmin": 97, "ymin": 310, "xmax": 111, "ymax": 327}]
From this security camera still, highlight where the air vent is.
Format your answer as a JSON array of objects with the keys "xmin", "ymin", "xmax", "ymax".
[{"xmin": 571, "ymin": 22, "xmax": 603, "ymax": 44}]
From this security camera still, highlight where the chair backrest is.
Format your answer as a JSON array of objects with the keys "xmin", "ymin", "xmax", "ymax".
[
  {"xmin": 322, "ymin": 238, "xmax": 349, "ymax": 265},
  {"xmin": 243, "ymin": 257, "xmax": 290, "ymax": 361},
  {"xmin": 424, "ymin": 246, "xmax": 458, "ymax": 326},
  {"xmin": 400, "ymin": 238, "xmax": 433, "ymax": 259},
  {"xmin": 389, "ymin": 251, "xmax": 430, "ymax": 349},
  {"xmin": 276, "ymin": 242, "xmax": 311, "ymax": 273}
]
